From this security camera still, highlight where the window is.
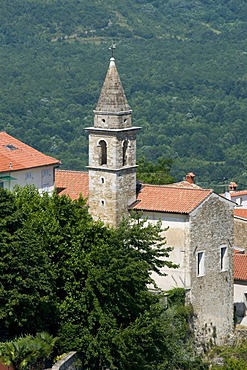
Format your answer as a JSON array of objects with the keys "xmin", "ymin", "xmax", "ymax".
[
  {"xmin": 4, "ymin": 144, "xmax": 17, "ymax": 151},
  {"xmin": 99, "ymin": 140, "xmax": 107, "ymax": 165},
  {"xmin": 42, "ymin": 169, "xmax": 49, "ymax": 176},
  {"xmin": 41, "ymin": 169, "xmax": 50, "ymax": 188},
  {"xmin": 100, "ymin": 177, "xmax": 105, "ymax": 184},
  {"xmin": 101, "ymin": 200, "xmax": 105, "ymax": 206},
  {"xmin": 0, "ymin": 182, "xmax": 3, "ymax": 188},
  {"xmin": 25, "ymin": 172, "xmax": 33, "ymax": 183},
  {"xmin": 220, "ymin": 245, "xmax": 228, "ymax": 271},
  {"xmin": 122, "ymin": 140, "xmax": 128, "ymax": 166},
  {"xmin": 197, "ymin": 251, "xmax": 205, "ymax": 276}
]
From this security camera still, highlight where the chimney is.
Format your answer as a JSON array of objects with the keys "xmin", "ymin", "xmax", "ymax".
[
  {"xmin": 185, "ymin": 172, "xmax": 196, "ymax": 184},
  {"xmin": 229, "ymin": 181, "xmax": 238, "ymax": 192}
]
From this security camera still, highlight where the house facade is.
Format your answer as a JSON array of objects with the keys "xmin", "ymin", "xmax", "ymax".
[
  {"xmin": 131, "ymin": 183, "xmax": 235, "ymax": 346},
  {"xmin": 0, "ymin": 132, "xmax": 60, "ymax": 194}
]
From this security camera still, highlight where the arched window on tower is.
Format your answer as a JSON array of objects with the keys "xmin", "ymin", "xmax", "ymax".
[
  {"xmin": 99, "ymin": 140, "xmax": 107, "ymax": 165},
  {"xmin": 122, "ymin": 139, "xmax": 128, "ymax": 166}
]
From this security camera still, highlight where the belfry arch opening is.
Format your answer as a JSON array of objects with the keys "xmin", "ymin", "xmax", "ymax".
[
  {"xmin": 122, "ymin": 139, "xmax": 128, "ymax": 166},
  {"xmin": 98, "ymin": 140, "xmax": 107, "ymax": 165}
]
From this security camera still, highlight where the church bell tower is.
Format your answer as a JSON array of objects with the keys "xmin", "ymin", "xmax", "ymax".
[{"xmin": 85, "ymin": 56, "xmax": 140, "ymax": 227}]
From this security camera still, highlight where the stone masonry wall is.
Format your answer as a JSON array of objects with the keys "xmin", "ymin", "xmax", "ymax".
[
  {"xmin": 189, "ymin": 194, "xmax": 234, "ymax": 349},
  {"xmin": 88, "ymin": 129, "xmax": 137, "ymax": 227},
  {"xmin": 88, "ymin": 130, "xmax": 137, "ymax": 169},
  {"xmin": 89, "ymin": 167, "xmax": 136, "ymax": 227},
  {"xmin": 234, "ymin": 218, "xmax": 247, "ymax": 252}
]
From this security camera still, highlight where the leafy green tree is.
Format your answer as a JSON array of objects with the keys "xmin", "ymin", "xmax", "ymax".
[
  {"xmin": 0, "ymin": 188, "xmax": 57, "ymax": 337},
  {"xmin": 0, "ymin": 187, "xmax": 207, "ymax": 368},
  {"xmin": 57, "ymin": 216, "xmax": 180, "ymax": 369},
  {"xmin": 137, "ymin": 156, "xmax": 175, "ymax": 185}
]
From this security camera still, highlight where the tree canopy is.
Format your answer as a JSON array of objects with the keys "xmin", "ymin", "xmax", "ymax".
[{"xmin": 0, "ymin": 186, "xmax": 206, "ymax": 369}]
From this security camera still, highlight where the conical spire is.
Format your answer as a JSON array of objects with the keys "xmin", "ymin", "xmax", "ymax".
[{"xmin": 95, "ymin": 57, "xmax": 131, "ymax": 113}]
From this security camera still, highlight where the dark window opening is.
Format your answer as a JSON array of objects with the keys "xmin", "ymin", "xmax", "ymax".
[
  {"xmin": 4, "ymin": 144, "xmax": 17, "ymax": 151},
  {"xmin": 220, "ymin": 246, "xmax": 227, "ymax": 270},
  {"xmin": 99, "ymin": 140, "xmax": 107, "ymax": 165},
  {"xmin": 123, "ymin": 140, "xmax": 128, "ymax": 166}
]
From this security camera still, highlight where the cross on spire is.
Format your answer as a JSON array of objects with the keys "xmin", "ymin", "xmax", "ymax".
[{"xmin": 109, "ymin": 42, "xmax": 116, "ymax": 58}]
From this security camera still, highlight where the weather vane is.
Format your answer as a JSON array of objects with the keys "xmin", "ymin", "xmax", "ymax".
[{"xmin": 109, "ymin": 41, "xmax": 116, "ymax": 58}]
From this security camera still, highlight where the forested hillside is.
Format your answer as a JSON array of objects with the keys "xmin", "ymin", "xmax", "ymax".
[{"xmin": 0, "ymin": 0, "xmax": 247, "ymax": 190}]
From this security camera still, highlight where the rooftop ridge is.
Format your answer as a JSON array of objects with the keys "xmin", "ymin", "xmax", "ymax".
[
  {"xmin": 140, "ymin": 183, "xmax": 213, "ymax": 192},
  {"xmin": 56, "ymin": 169, "xmax": 88, "ymax": 174}
]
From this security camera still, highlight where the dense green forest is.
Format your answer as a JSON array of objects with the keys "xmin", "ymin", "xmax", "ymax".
[{"xmin": 0, "ymin": 0, "xmax": 247, "ymax": 190}]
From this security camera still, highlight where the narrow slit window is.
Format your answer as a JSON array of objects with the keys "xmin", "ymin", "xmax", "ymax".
[
  {"xmin": 220, "ymin": 246, "xmax": 228, "ymax": 271},
  {"xmin": 122, "ymin": 140, "xmax": 128, "ymax": 166},
  {"xmin": 99, "ymin": 140, "xmax": 107, "ymax": 165},
  {"xmin": 197, "ymin": 251, "xmax": 205, "ymax": 276}
]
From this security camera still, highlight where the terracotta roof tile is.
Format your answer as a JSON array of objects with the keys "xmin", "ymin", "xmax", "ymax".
[
  {"xmin": 132, "ymin": 184, "xmax": 212, "ymax": 214},
  {"xmin": 230, "ymin": 190, "xmax": 247, "ymax": 198},
  {"xmin": 234, "ymin": 254, "xmax": 247, "ymax": 281},
  {"xmin": 55, "ymin": 170, "xmax": 89, "ymax": 200},
  {"xmin": 0, "ymin": 132, "xmax": 60, "ymax": 172},
  {"xmin": 234, "ymin": 208, "xmax": 247, "ymax": 220}
]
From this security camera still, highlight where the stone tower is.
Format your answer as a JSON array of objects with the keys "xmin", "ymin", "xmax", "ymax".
[{"xmin": 85, "ymin": 57, "xmax": 140, "ymax": 227}]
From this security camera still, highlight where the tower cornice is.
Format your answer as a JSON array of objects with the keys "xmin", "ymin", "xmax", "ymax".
[
  {"xmin": 87, "ymin": 165, "xmax": 138, "ymax": 172},
  {"xmin": 85, "ymin": 126, "xmax": 141, "ymax": 134},
  {"xmin": 93, "ymin": 110, "xmax": 132, "ymax": 116}
]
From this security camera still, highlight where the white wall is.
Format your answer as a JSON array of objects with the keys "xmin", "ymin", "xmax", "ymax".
[
  {"xmin": 141, "ymin": 211, "xmax": 191, "ymax": 292},
  {"xmin": 2, "ymin": 165, "xmax": 55, "ymax": 195},
  {"xmin": 234, "ymin": 281, "xmax": 247, "ymax": 317},
  {"xmin": 232, "ymin": 194, "xmax": 247, "ymax": 208}
]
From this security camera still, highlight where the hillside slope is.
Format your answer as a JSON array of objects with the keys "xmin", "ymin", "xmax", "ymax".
[{"xmin": 0, "ymin": 0, "xmax": 247, "ymax": 189}]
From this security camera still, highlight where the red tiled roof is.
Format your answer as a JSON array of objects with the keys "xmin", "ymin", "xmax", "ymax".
[
  {"xmin": 230, "ymin": 190, "xmax": 247, "ymax": 198},
  {"xmin": 55, "ymin": 172, "xmax": 213, "ymax": 214},
  {"xmin": 234, "ymin": 254, "xmax": 247, "ymax": 281},
  {"xmin": 55, "ymin": 170, "xmax": 89, "ymax": 200},
  {"xmin": 132, "ymin": 184, "xmax": 212, "ymax": 214},
  {"xmin": 0, "ymin": 132, "xmax": 60, "ymax": 172},
  {"xmin": 234, "ymin": 208, "xmax": 247, "ymax": 220}
]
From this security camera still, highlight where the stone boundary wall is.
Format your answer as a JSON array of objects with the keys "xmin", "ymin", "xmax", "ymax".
[{"xmin": 51, "ymin": 352, "xmax": 78, "ymax": 370}]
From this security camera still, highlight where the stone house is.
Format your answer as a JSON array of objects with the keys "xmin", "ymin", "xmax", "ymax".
[
  {"xmin": 225, "ymin": 182, "xmax": 247, "ymax": 207},
  {"xmin": 55, "ymin": 56, "xmax": 235, "ymax": 346},
  {"xmin": 0, "ymin": 132, "xmax": 60, "ymax": 194},
  {"xmin": 131, "ymin": 182, "xmax": 235, "ymax": 346}
]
